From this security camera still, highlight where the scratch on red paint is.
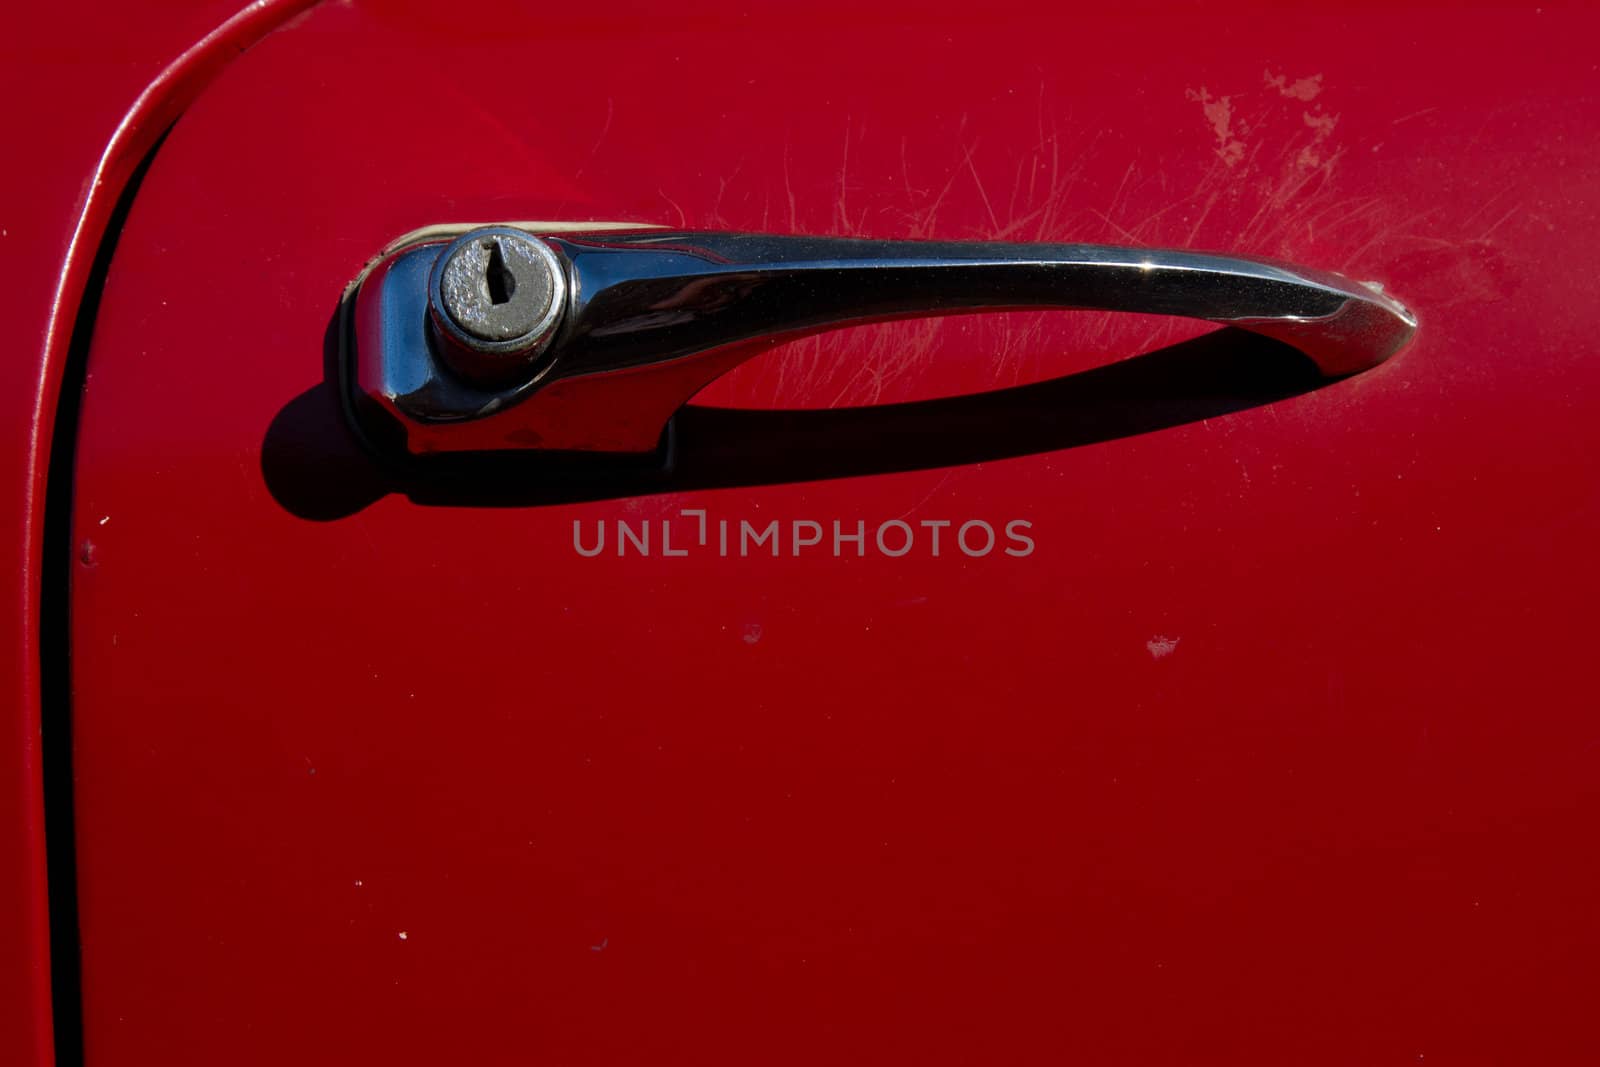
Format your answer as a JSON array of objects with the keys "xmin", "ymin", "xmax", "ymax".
[
  {"xmin": 694, "ymin": 63, "xmax": 1505, "ymax": 412},
  {"xmin": 658, "ymin": 190, "xmax": 687, "ymax": 228},
  {"xmin": 572, "ymin": 96, "xmax": 614, "ymax": 182}
]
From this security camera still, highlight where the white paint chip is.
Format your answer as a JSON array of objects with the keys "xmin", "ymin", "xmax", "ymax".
[{"xmin": 1147, "ymin": 636, "xmax": 1181, "ymax": 659}]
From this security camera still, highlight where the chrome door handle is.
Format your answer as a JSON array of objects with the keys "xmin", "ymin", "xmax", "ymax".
[{"xmin": 344, "ymin": 223, "xmax": 1415, "ymax": 458}]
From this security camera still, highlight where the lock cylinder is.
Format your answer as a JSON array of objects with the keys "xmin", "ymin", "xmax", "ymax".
[{"xmin": 427, "ymin": 227, "xmax": 567, "ymax": 387}]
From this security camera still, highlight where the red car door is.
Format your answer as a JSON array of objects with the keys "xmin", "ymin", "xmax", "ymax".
[{"xmin": 31, "ymin": 0, "xmax": 1600, "ymax": 1063}]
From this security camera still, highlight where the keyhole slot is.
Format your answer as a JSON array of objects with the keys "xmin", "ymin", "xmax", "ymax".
[{"xmin": 483, "ymin": 239, "xmax": 516, "ymax": 305}]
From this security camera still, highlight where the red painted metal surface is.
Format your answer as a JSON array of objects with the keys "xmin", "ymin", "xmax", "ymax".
[
  {"xmin": 0, "ymin": 3, "xmax": 314, "ymax": 1062},
  {"xmin": 64, "ymin": 0, "xmax": 1600, "ymax": 1063}
]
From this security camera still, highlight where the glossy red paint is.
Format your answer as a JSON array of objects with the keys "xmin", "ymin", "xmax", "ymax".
[
  {"xmin": 1, "ymin": 3, "xmax": 314, "ymax": 1062},
  {"xmin": 61, "ymin": 0, "xmax": 1600, "ymax": 1063}
]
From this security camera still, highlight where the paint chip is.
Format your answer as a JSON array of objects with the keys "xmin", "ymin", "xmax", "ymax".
[
  {"xmin": 1264, "ymin": 70, "xmax": 1324, "ymax": 101},
  {"xmin": 1147, "ymin": 636, "xmax": 1180, "ymax": 659}
]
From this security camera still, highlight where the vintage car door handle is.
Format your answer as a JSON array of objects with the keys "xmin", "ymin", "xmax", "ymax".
[{"xmin": 344, "ymin": 224, "xmax": 1415, "ymax": 458}]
